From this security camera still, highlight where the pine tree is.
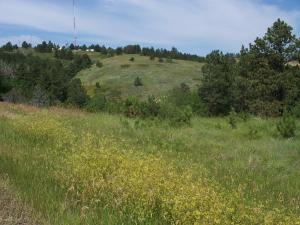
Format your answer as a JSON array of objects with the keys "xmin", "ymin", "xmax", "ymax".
[
  {"xmin": 67, "ymin": 79, "xmax": 89, "ymax": 107},
  {"xmin": 199, "ymin": 51, "xmax": 236, "ymax": 116},
  {"xmin": 236, "ymin": 19, "xmax": 300, "ymax": 116}
]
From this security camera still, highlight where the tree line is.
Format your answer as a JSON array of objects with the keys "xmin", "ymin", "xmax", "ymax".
[
  {"xmin": 0, "ymin": 51, "xmax": 91, "ymax": 107},
  {"xmin": 1, "ymin": 40, "xmax": 205, "ymax": 62},
  {"xmin": 199, "ymin": 19, "xmax": 300, "ymax": 116}
]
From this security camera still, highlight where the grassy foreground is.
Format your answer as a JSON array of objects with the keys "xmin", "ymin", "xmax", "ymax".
[{"xmin": 0, "ymin": 103, "xmax": 299, "ymax": 224}]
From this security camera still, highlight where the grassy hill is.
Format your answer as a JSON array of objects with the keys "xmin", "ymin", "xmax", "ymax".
[
  {"xmin": 12, "ymin": 49, "xmax": 204, "ymax": 99},
  {"xmin": 76, "ymin": 54, "xmax": 204, "ymax": 98}
]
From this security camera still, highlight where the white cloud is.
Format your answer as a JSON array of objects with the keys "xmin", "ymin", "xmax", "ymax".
[
  {"xmin": 0, "ymin": 0, "xmax": 299, "ymax": 53},
  {"xmin": 0, "ymin": 35, "xmax": 42, "ymax": 46}
]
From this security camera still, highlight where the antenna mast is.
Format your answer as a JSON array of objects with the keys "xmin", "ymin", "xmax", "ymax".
[{"xmin": 73, "ymin": 0, "xmax": 77, "ymax": 46}]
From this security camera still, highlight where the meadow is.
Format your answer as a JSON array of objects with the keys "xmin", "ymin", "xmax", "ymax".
[
  {"xmin": 76, "ymin": 54, "xmax": 203, "ymax": 98},
  {"xmin": 0, "ymin": 102, "xmax": 299, "ymax": 224}
]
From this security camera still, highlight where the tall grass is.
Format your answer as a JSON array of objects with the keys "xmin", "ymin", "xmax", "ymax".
[{"xmin": 0, "ymin": 103, "xmax": 299, "ymax": 224}]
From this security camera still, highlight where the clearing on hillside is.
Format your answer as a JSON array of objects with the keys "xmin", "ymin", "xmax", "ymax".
[{"xmin": 76, "ymin": 54, "xmax": 203, "ymax": 98}]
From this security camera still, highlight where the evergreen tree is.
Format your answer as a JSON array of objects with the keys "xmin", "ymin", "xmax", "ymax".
[
  {"xmin": 67, "ymin": 79, "xmax": 89, "ymax": 107},
  {"xmin": 134, "ymin": 77, "xmax": 143, "ymax": 86},
  {"xmin": 199, "ymin": 51, "xmax": 236, "ymax": 116},
  {"xmin": 22, "ymin": 41, "xmax": 31, "ymax": 49},
  {"xmin": 237, "ymin": 19, "xmax": 300, "ymax": 116},
  {"xmin": 2, "ymin": 42, "xmax": 14, "ymax": 52},
  {"xmin": 116, "ymin": 47, "xmax": 123, "ymax": 55}
]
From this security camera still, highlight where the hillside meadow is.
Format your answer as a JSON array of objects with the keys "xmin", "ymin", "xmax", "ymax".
[
  {"xmin": 0, "ymin": 102, "xmax": 299, "ymax": 224},
  {"xmin": 76, "ymin": 54, "xmax": 203, "ymax": 98}
]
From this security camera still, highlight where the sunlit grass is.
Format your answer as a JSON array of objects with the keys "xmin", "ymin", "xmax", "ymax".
[{"xmin": 0, "ymin": 103, "xmax": 299, "ymax": 224}]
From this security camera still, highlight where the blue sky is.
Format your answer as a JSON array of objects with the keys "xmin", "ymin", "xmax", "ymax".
[{"xmin": 0, "ymin": 0, "xmax": 299, "ymax": 55}]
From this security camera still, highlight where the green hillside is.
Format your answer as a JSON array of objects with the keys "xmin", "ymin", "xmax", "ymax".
[{"xmin": 76, "ymin": 54, "xmax": 204, "ymax": 98}]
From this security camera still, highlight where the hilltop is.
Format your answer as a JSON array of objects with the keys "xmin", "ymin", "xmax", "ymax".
[{"xmin": 14, "ymin": 47, "xmax": 205, "ymax": 99}]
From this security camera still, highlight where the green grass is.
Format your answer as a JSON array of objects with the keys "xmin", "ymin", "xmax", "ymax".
[
  {"xmin": 0, "ymin": 103, "xmax": 299, "ymax": 224},
  {"xmin": 14, "ymin": 50, "xmax": 204, "ymax": 99},
  {"xmin": 76, "ymin": 54, "xmax": 203, "ymax": 99}
]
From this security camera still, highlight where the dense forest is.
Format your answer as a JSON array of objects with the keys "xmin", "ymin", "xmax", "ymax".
[{"xmin": 0, "ymin": 19, "xmax": 300, "ymax": 123}]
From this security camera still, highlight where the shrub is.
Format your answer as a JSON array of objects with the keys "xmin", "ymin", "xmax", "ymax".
[
  {"xmin": 159, "ymin": 102, "xmax": 192, "ymax": 126},
  {"xmin": 121, "ymin": 64, "xmax": 130, "ymax": 69},
  {"xmin": 96, "ymin": 61, "xmax": 103, "ymax": 68},
  {"xmin": 30, "ymin": 85, "xmax": 50, "ymax": 107},
  {"xmin": 140, "ymin": 96, "xmax": 160, "ymax": 117},
  {"xmin": 249, "ymin": 100, "xmax": 283, "ymax": 117},
  {"xmin": 168, "ymin": 83, "xmax": 192, "ymax": 108},
  {"xmin": 149, "ymin": 55, "xmax": 155, "ymax": 60},
  {"xmin": 86, "ymin": 93, "xmax": 107, "ymax": 112},
  {"xmin": 134, "ymin": 76, "xmax": 143, "ymax": 86},
  {"xmin": 292, "ymin": 101, "xmax": 300, "ymax": 118},
  {"xmin": 277, "ymin": 111, "xmax": 296, "ymax": 138},
  {"xmin": 173, "ymin": 106, "xmax": 193, "ymax": 125},
  {"xmin": 95, "ymin": 82, "xmax": 101, "ymax": 89},
  {"xmin": 129, "ymin": 57, "xmax": 135, "ymax": 62},
  {"xmin": 54, "ymin": 48, "xmax": 74, "ymax": 60},
  {"xmin": 228, "ymin": 110, "xmax": 238, "ymax": 129},
  {"xmin": 247, "ymin": 126, "xmax": 260, "ymax": 140},
  {"xmin": 158, "ymin": 58, "xmax": 164, "ymax": 63},
  {"xmin": 238, "ymin": 111, "xmax": 250, "ymax": 121},
  {"xmin": 67, "ymin": 79, "xmax": 89, "ymax": 108},
  {"xmin": 166, "ymin": 58, "xmax": 173, "ymax": 63},
  {"xmin": 1, "ymin": 88, "xmax": 26, "ymax": 103},
  {"xmin": 123, "ymin": 97, "xmax": 141, "ymax": 117},
  {"xmin": 105, "ymin": 100, "xmax": 123, "ymax": 114}
]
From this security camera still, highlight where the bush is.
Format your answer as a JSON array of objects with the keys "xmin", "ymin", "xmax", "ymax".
[
  {"xmin": 173, "ymin": 106, "xmax": 193, "ymax": 125},
  {"xmin": 228, "ymin": 110, "xmax": 238, "ymax": 129},
  {"xmin": 247, "ymin": 126, "xmax": 260, "ymax": 140},
  {"xmin": 121, "ymin": 95, "xmax": 192, "ymax": 126},
  {"xmin": 166, "ymin": 58, "xmax": 173, "ymax": 63},
  {"xmin": 134, "ymin": 76, "xmax": 143, "ymax": 86},
  {"xmin": 105, "ymin": 100, "xmax": 123, "ymax": 114},
  {"xmin": 67, "ymin": 79, "xmax": 89, "ymax": 107},
  {"xmin": 277, "ymin": 111, "xmax": 296, "ymax": 138},
  {"xmin": 30, "ymin": 85, "xmax": 50, "ymax": 107},
  {"xmin": 238, "ymin": 112, "xmax": 250, "ymax": 121},
  {"xmin": 149, "ymin": 55, "xmax": 155, "ymax": 60},
  {"xmin": 1, "ymin": 88, "xmax": 26, "ymax": 103},
  {"xmin": 249, "ymin": 100, "xmax": 283, "ymax": 117},
  {"xmin": 95, "ymin": 82, "xmax": 101, "ymax": 89},
  {"xmin": 159, "ymin": 102, "xmax": 192, "ymax": 126},
  {"xmin": 129, "ymin": 57, "xmax": 135, "ymax": 62},
  {"xmin": 158, "ymin": 58, "xmax": 164, "ymax": 63},
  {"xmin": 121, "ymin": 64, "xmax": 130, "ymax": 69},
  {"xmin": 140, "ymin": 96, "xmax": 160, "ymax": 117},
  {"xmin": 123, "ymin": 97, "xmax": 141, "ymax": 117},
  {"xmin": 54, "ymin": 48, "xmax": 74, "ymax": 60},
  {"xmin": 168, "ymin": 83, "xmax": 192, "ymax": 108},
  {"xmin": 292, "ymin": 102, "xmax": 300, "ymax": 118},
  {"xmin": 96, "ymin": 61, "xmax": 103, "ymax": 68},
  {"xmin": 86, "ymin": 93, "xmax": 107, "ymax": 112}
]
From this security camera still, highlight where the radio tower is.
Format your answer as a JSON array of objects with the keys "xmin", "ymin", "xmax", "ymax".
[{"xmin": 73, "ymin": 0, "xmax": 77, "ymax": 46}]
